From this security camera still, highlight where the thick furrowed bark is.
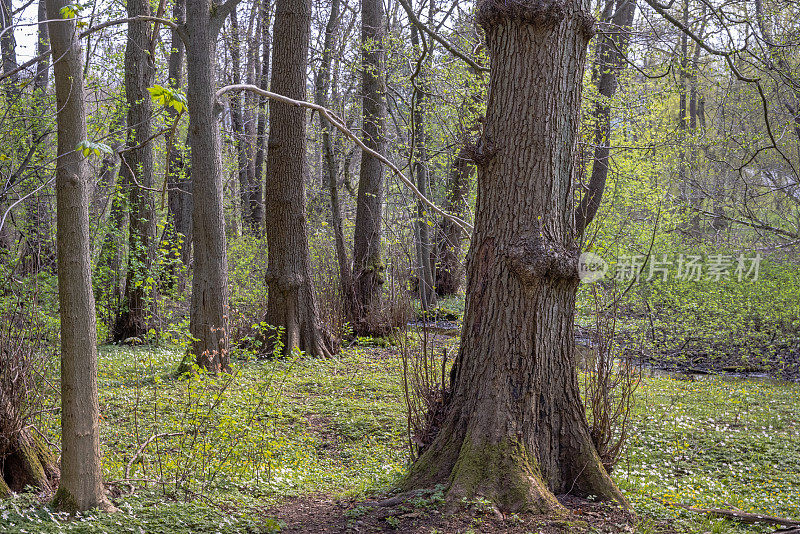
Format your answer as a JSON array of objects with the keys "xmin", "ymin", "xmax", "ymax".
[
  {"xmin": 404, "ymin": 0, "xmax": 626, "ymax": 513},
  {"xmin": 264, "ymin": 0, "xmax": 335, "ymax": 358}
]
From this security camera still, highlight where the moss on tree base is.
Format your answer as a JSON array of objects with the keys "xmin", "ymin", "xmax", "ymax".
[
  {"xmin": 0, "ymin": 431, "xmax": 58, "ymax": 497},
  {"xmin": 445, "ymin": 435, "xmax": 565, "ymax": 514}
]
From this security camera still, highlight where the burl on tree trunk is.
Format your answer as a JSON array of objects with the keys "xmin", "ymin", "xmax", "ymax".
[{"xmin": 404, "ymin": 0, "xmax": 627, "ymax": 513}]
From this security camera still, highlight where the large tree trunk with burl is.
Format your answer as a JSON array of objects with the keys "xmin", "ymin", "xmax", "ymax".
[
  {"xmin": 263, "ymin": 0, "xmax": 335, "ymax": 358},
  {"xmin": 403, "ymin": 0, "xmax": 627, "ymax": 513}
]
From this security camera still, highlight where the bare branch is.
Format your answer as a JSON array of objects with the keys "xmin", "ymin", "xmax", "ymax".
[
  {"xmin": 216, "ymin": 84, "xmax": 474, "ymax": 234},
  {"xmin": 395, "ymin": 0, "xmax": 488, "ymax": 74},
  {"xmin": 0, "ymin": 15, "xmax": 185, "ymax": 83}
]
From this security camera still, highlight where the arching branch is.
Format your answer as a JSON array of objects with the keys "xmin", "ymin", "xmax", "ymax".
[{"xmin": 216, "ymin": 83, "xmax": 474, "ymax": 234}]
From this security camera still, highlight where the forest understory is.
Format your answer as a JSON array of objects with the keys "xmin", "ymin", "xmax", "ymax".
[{"xmin": 1, "ymin": 321, "xmax": 798, "ymax": 533}]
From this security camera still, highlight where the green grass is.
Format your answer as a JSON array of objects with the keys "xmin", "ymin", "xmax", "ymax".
[
  {"xmin": 618, "ymin": 374, "xmax": 800, "ymax": 533},
  {"xmin": 1, "ymin": 343, "xmax": 798, "ymax": 532}
]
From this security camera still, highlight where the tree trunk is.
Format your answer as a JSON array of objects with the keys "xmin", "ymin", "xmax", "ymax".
[
  {"xmin": 264, "ymin": 0, "xmax": 334, "ymax": 358},
  {"xmin": 95, "ymin": 111, "xmax": 128, "ymax": 331},
  {"xmin": 113, "ymin": 0, "xmax": 158, "ymax": 341},
  {"xmin": 435, "ymin": 146, "xmax": 472, "ymax": 296},
  {"xmin": 404, "ymin": 0, "xmax": 626, "ymax": 513},
  {"xmin": 352, "ymin": 0, "xmax": 387, "ymax": 334},
  {"xmin": 409, "ymin": 22, "xmax": 436, "ymax": 311},
  {"xmin": 252, "ymin": 0, "xmax": 272, "ymax": 229},
  {"xmin": 0, "ymin": 0, "xmax": 19, "ymax": 98},
  {"xmin": 313, "ymin": 0, "xmax": 355, "ymax": 322},
  {"xmin": 228, "ymin": 8, "xmax": 254, "ymax": 232},
  {"xmin": 0, "ymin": 0, "xmax": 17, "ymax": 258},
  {"xmin": 573, "ymin": 0, "xmax": 636, "ymax": 235},
  {"xmin": 35, "ymin": 0, "xmax": 49, "ymax": 90},
  {"xmin": 676, "ymin": 0, "xmax": 693, "ymax": 230},
  {"xmin": 243, "ymin": 9, "xmax": 261, "ymax": 231},
  {"xmin": 165, "ymin": 0, "xmax": 192, "ymax": 277},
  {"xmin": 186, "ymin": 0, "xmax": 231, "ymax": 372},
  {"xmin": 20, "ymin": 9, "xmax": 54, "ymax": 276},
  {"xmin": 47, "ymin": 0, "xmax": 114, "ymax": 511},
  {"xmin": 0, "ymin": 430, "xmax": 58, "ymax": 497}
]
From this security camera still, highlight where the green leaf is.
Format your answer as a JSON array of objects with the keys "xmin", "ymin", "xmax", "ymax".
[
  {"xmin": 148, "ymin": 84, "xmax": 188, "ymax": 113},
  {"xmin": 60, "ymin": 4, "xmax": 81, "ymax": 18},
  {"xmin": 76, "ymin": 140, "xmax": 113, "ymax": 158}
]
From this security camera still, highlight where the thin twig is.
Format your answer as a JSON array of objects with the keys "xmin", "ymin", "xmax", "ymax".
[{"xmin": 124, "ymin": 431, "xmax": 184, "ymax": 479}]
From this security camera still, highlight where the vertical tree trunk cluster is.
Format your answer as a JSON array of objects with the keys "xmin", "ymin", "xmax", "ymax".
[
  {"xmin": 264, "ymin": 0, "xmax": 334, "ymax": 358},
  {"xmin": 405, "ymin": 0, "xmax": 626, "ymax": 512}
]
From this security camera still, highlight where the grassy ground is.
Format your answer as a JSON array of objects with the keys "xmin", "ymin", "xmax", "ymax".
[{"xmin": 1, "ymin": 338, "xmax": 798, "ymax": 533}]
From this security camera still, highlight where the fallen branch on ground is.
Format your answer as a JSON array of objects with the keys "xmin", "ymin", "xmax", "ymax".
[{"xmin": 654, "ymin": 496, "xmax": 800, "ymax": 528}]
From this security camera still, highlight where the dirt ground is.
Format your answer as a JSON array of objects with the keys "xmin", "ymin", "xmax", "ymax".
[{"xmin": 268, "ymin": 493, "xmax": 677, "ymax": 533}]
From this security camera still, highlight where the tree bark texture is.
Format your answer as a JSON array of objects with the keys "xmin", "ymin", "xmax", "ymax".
[
  {"xmin": 264, "ymin": 0, "xmax": 334, "ymax": 358},
  {"xmin": 187, "ymin": 0, "xmax": 231, "ymax": 372},
  {"xmin": 404, "ymin": 0, "xmax": 626, "ymax": 513},
  {"xmin": 352, "ymin": 0, "xmax": 387, "ymax": 334},
  {"xmin": 47, "ymin": 0, "xmax": 113, "ymax": 510},
  {"xmin": 114, "ymin": 0, "xmax": 158, "ymax": 341}
]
